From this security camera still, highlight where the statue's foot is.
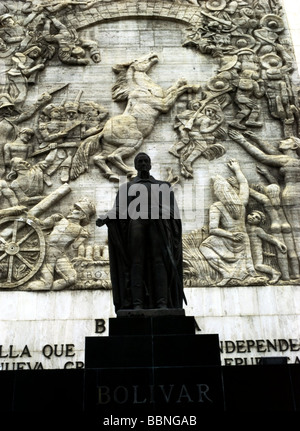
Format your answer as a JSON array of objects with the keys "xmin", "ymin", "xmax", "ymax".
[
  {"xmin": 228, "ymin": 120, "xmax": 246, "ymax": 130},
  {"xmin": 108, "ymin": 173, "xmax": 120, "ymax": 182},
  {"xmin": 217, "ymin": 277, "xmax": 231, "ymax": 287},
  {"xmin": 24, "ymin": 281, "xmax": 49, "ymax": 291},
  {"xmin": 183, "ymin": 162, "xmax": 193, "ymax": 174},
  {"xmin": 181, "ymin": 169, "xmax": 193, "ymax": 179},
  {"xmin": 285, "ymin": 116, "xmax": 295, "ymax": 125},
  {"xmin": 127, "ymin": 171, "xmax": 136, "ymax": 180},
  {"xmin": 169, "ymin": 147, "xmax": 180, "ymax": 158},
  {"xmin": 269, "ymin": 271, "xmax": 281, "ymax": 285},
  {"xmin": 245, "ymin": 120, "xmax": 263, "ymax": 128}
]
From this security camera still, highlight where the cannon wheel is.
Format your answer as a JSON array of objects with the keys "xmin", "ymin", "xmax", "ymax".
[{"xmin": 0, "ymin": 216, "xmax": 46, "ymax": 288}]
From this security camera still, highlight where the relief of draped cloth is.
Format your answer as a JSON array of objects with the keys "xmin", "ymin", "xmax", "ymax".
[{"xmin": 200, "ymin": 202, "xmax": 251, "ymax": 282}]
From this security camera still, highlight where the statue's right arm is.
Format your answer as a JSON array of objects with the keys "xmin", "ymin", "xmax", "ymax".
[{"xmin": 229, "ymin": 130, "xmax": 288, "ymax": 167}]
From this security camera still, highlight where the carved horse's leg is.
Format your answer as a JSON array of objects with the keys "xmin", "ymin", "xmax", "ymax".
[
  {"xmin": 93, "ymin": 153, "xmax": 119, "ymax": 182},
  {"xmin": 92, "ymin": 116, "xmax": 140, "ymax": 181},
  {"xmin": 107, "ymin": 137, "xmax": 143, "ymax": 178},
  {"xmin": 100, "ymin": 116, "xmax": 144, "ymax": 180},
  {"xmin": 159, "ymin": 81, "xmax": 200, "ymax": 113}
]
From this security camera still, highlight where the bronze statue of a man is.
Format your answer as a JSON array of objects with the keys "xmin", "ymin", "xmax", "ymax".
[{"xmin": 96, "ymin": 153, "xmax": 185, "ymax": 312}]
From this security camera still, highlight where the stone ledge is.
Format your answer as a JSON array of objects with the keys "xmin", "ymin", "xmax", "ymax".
[{"xmin": 116, "ymin": 308, "xmax": 185, "ymax": 317}]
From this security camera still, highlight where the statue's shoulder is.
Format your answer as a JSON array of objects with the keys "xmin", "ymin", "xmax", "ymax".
[{"xmin": 150, "ymin": 176, "xmax": 172, "ymax": 187}]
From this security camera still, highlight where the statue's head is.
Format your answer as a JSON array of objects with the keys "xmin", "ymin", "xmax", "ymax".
[
  {"xmin": 134, "ymin": 153, "xmax": 151, "ymax": 173},
  {"xmin": 71, "ymin": 198, "xmax": 96, "ymax": 226},
  {"xmin": 279, "ymin": 136, "xmax": 300, "ymax": 152},
  {"xmin": 247, "ymin": 210, "xmax": 266, "ymax": 226}
]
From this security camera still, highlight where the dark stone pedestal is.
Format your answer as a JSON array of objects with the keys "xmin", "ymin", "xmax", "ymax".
[
  {"xmin": 85, "ymin": 315, "xmax": 220, "ymax": 368},
  {"xmin": 0, "ymin": 317, "xmax": 299, "ymax": 426},
  {"xmin": 84, "ymin": 315, "xmax": 224, "ymax": 424}
]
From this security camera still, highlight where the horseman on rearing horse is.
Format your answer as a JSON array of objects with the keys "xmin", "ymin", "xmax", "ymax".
[{"xmin": 70, "ymin": 52, "xmax": 199, "ymax": 182}]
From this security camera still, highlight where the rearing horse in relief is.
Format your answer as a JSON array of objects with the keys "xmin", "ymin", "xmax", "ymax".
[{"xmin": 70, "ymin": 52, "xmax": 199, "ymax": 181}]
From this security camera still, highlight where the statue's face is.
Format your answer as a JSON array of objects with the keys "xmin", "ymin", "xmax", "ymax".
[
  {"xmin": 205, "ymin": 108, "xmax": 216, "ymax": 118},
  {"xmin": 50, "ymin": 108, "xmax": 63, "ymax": 120},
  {"xmin": 3, "ymin": 17, "xmax": 14, "ymax": 27},
  {"xmin": 14, "ymin": 159, "xmax": 31, "ymax": 171},
  {"xmin": 20, "ymin": 131, "xmax": 32, "ymax": 142},
  {"xmin": 28, "ymin": 48, "xmax": 41, "ymax": 59},
  {"xmin": 135, "ymin": 155, "xmax": 151, "ymax": 172},
  {"xmin": 66, "ymin": 110, "xmax": 78, "ymax": 120},
  {"xmin": 67, "ymin": 205, "xmax": 86, "ymax": 222},
  {"xmin": 279, "ymin": 138, "xmax": 297, "ymax": 151},
  {"xmin": 247, "ymin": 212, "xmax": 262, "ymax": 226}
]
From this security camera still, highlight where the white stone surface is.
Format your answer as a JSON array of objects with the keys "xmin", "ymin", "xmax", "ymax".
[
  {"xmin": 0, "ymin": 285, "xmax": 299, "ymax": 368},
  {"xmin": 283, "ymin": 0, "xmax": 300, "ymax": 69}
]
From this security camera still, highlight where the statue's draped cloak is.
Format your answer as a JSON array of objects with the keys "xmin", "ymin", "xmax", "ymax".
[{"xmin": 106, "ymin": 176, "xmax": 184, "ymax": 311}]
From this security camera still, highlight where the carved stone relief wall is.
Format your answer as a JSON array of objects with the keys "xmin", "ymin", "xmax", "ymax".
[{"xmin": 0, "ymin": 0, "xmax": 299, "ymax": 293}]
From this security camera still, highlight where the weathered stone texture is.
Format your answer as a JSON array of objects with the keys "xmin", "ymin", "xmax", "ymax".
[{"xmin": 0, "ymin": 0, "xmax": 299, "ymax": 368}]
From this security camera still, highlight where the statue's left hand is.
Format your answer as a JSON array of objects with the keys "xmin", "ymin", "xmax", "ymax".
[
  {"xmin": 96, "ymin": 218, "xmax": 106, "ymax": 227},
  {"xmin": 227, "ymin": 158, "xmax": 240, "ymax": 172}
]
